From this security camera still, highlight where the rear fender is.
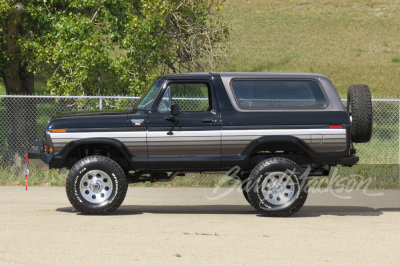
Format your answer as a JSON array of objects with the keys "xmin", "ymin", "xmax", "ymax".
[{"xmin": 242, "ymin": 136, "xmax": 316, "ymax": 160}]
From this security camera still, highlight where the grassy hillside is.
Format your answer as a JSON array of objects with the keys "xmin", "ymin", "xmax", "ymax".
[
  {"xmin": 1, "ymin": 0, "xmax": 399, "ymax": 97},
  {"xmin": 220, "ymin": 0, "xmax": 400, "ymax": 97}
]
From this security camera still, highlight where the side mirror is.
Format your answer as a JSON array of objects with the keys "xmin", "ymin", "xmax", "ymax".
[
  {"xmin": 166, "ymin": 104, "xmax": 180, "ymax": 135},
  {"xmin": 171, "ymin": 104, "xmax": 180, "ymax": 117}
]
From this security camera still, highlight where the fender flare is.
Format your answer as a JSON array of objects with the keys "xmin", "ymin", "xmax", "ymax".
[
  {"xmin": 57, "ymin": 138, "xmax": 132, "ymax": 163},
  {"xmin": 242, "ymin": 135, "xmax": 316, "ymax": 160}
]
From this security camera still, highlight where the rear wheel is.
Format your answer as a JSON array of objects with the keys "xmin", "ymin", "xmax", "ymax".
[
  {"xmin": 246, "ymin": 157, "xmax": 308, "ymax": 217},
  {"xmin": 347, "ymin": 84, "xmax": 373, "ymax": 143},
  {"xmin": 66, "ymin": 155, "xmax": 128, "ymax": 215}
]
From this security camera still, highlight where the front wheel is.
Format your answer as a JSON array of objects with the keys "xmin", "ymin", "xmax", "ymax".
[
  {"xmin": 246, "ymin": 157, "xmax": 308, "ymax": 217},
  {"xmin": 241, "ymin": 181, "xmax": 251, "ymax": 205},
  {"xmin": 66, "ymin": 155, "xmax": 128, "ymax": 215}
]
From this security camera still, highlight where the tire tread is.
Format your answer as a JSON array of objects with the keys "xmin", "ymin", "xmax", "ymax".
[
  {"xmin": 66, "ymin": 155, "xmax": 128, "ymax": 215},
  {"xmin": 347, "ymin": 84, "xmax": 373, "ymax": 143},
  {"xmin": 246, "ymin": 157, "xmax": 308, "ymax": 217}
]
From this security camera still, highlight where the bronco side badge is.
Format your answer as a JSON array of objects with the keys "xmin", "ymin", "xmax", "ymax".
[{"xmin": 131, "ymin": 119, "xmax": 144, "ymax": 126}]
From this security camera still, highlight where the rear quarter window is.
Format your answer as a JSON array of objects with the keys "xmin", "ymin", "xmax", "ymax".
[{"xmin": 231, "ymin": 80, "xmax": 327, "ymax": 109}]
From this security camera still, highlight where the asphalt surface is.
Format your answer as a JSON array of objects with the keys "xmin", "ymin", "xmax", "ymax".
[{"xmin": 0, "ymin": 186, "xmax": 399, "ymax": 265}]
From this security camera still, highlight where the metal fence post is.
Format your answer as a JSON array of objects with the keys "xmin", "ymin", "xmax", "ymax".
[
  {"xmin": 99, "ymin": 98, "xmax": 103, "ymax": 110},
  {"xmin": 399, "ymin": 101, "xmax": 400, "ymax": 185}
]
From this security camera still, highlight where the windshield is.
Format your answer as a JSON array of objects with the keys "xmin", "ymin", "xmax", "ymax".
[{"xmin": 135, "ymin": 80, "xmax": 164, "ymax": 110}]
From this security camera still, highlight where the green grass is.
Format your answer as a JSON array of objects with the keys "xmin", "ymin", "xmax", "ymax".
[
  {"xmin": 352, "ymin": 101, "xmax": 399, "ymax": 165},
  {"xmin": 392, "ymin": 57, "xmax": 400, "ymax": 63},
  {"xmin": 0, "ymin": 155, "xmax": 67, "ymax": 186},
  {"xmin": 219, "ymin": 0, "xmax": 400, "ymax": 97},
  {"xmin": 310, "ymin": 165, "xmax": 400, "ymax": 189}
]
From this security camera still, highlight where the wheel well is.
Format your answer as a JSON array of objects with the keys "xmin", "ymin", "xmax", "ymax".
[
  {"xmin": 64, "ymin": 144, "xmax": 129, "ymax": 170},
  {"xmin": 247, "ymin": 141, "xmax": 313, "ymax": 169}
]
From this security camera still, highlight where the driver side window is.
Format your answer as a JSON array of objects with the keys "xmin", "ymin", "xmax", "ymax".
[
  {"xmin": 157, "ymin": 86, "xmax": 172, "ymax": 113},
  {"xmin": 157, "ymin": 83, "xmax": 211, "ymax": 113}
]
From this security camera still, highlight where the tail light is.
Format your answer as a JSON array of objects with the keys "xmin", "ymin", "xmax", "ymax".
[{"xmin": 329, "ymin": 125, "xmax": 343, "ymax": 129}]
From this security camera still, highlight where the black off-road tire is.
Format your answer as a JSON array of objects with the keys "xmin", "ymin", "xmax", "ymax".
[
  {"xmin": 246, "ymin": 157, "xmax": 308, "ymax": 217},
  {"xmin": 347, "ymin": 84, "xmax": 373, "ymax": 143},
  {"xmin": 66, "ymin": 155, "xmax": 128, "ymax": 215},
  {"xmin": 239, "ymin": 172, "xmax": 253, "ymax": 205},
  {"xmin": 241, "ymin": 181, "xmax": 251, "ymax": 205}
]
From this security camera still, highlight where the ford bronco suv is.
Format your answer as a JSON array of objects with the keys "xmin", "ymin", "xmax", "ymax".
[{"xmin": 28, "ymin": 73, "xmax": 372, "ymax": 217}]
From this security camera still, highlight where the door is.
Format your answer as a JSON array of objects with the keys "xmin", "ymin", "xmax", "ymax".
[{"xmin": 147, "ymin": 81, "xmax": 221, "ymax": 170}]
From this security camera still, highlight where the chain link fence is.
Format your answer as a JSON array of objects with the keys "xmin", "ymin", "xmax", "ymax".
[
  {"xmin": 0, "ymin": 96, "xmax": 140, "ymax": 165},
  {"xmin": 352, "ymin": 99, "xmax": 399, "ymax": 165},
  {"xmin": 0, "ymin": 95, "xmax": 398, "ymax": 168}
]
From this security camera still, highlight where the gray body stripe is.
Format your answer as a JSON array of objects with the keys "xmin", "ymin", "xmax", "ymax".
[
  {"xmin": 50, "ymin": 131, "xmax": 147, "ymax": 155},
  {"xmin": 50, "ymin": 128, "xmax": 346, "ymax": 156},
  {"xmin": 221, "ymin": 129, "xmax": 346, "ymax": 154}
]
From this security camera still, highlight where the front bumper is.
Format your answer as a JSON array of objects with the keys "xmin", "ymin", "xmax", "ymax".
[{"xmin": 28, "ymin": 148, "xmax": 53, "ymax": 171}]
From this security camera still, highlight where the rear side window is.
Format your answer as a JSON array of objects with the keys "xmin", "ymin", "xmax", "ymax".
[{"xmin": 231, "ymin": 80, "xmax": 326, "ymax": 109}]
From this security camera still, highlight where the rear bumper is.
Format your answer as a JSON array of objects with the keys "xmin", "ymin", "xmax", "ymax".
[
  {"xmin": 340, "ymin": 155, "xmax": 359, "ymax": 166},
  {"xmin": 28, "ymin": 149, "xmax": 54, "ymax": 171}
]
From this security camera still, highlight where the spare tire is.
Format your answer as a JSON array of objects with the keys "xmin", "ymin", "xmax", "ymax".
[{"xmin": 347, "ymin": 84, "xmax": 373, "ymax": 143}]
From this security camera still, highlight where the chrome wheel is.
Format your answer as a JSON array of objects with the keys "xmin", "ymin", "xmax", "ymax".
[
  {"xmin": 261, "ymin": 171, "xmax": 295, "ymax": 205},
  {"xmin": 79, "ymin": 170, "xmax": 114, "ymax": 204}
]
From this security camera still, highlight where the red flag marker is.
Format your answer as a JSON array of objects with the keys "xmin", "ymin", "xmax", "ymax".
[{"xmin": 25, "ymin": 153, "xmax": 29, "ymax": 190}]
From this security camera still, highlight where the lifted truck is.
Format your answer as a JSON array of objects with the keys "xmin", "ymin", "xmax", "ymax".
[{"xmin": 29, "ymin": 73, "xmax": 372, "ymax": 216}]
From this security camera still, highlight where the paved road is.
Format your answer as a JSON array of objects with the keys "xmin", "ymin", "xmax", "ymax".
[{"xmin": 0, "ymin": 186, "xmax": 399, "ymax": 265}]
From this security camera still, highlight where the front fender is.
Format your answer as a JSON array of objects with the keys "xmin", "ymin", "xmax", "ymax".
[{"xmin": 51, "ymin": 138, "xmax": 132, "ymax": 168}]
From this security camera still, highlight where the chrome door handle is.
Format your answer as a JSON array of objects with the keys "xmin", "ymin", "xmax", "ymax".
[{"xmin": 202, "ymin": 119, "xmax": 216, "ymax": 123}]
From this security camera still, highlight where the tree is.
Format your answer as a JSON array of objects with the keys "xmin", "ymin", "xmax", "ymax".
[
  {"xmin": 0, "ymin": 0, "xmax": 228, "ymax": 157},
  {"xmin": 1, "ymin": 0, "xmax": 228, "ymax": 96},
  {"xmin": 1, "ymin": 2, "xmax": 36, "ymax": 158}
]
